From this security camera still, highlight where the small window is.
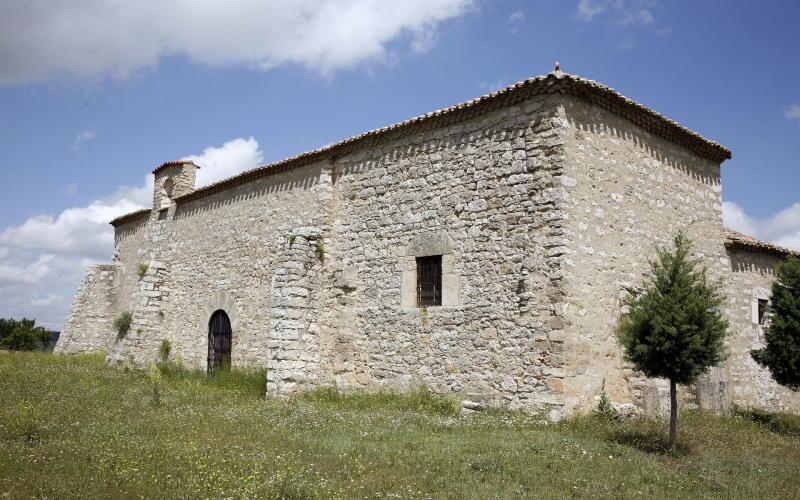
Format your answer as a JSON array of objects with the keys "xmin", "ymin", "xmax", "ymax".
[
  {"xmin": 757, "ymin": 299, "xmax": 768, "ymax": 325},
  {"xmin": 416, "ymin": 255, "xmax": 442, "ymax": 307}
]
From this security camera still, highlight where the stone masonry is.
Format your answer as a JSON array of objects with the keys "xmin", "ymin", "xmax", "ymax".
[{"xmin": 55, "ymin": 69, "xmax": 800, "ymax": 418}]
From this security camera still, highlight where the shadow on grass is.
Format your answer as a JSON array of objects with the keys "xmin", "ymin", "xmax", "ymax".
[
  {"xmin": 608, "ymin": 427, "xmax": 691, "ymax": 456},
  {"xmin": 731, "ymin": 405, "xmax": 800, "ymax": 437}
]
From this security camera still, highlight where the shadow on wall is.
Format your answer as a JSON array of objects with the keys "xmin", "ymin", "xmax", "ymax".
[
  {"xmin": 727, "ymin": 248, "xmax": 778, "ymax": 277},
  {"xmin": 174, "ymin": 162, "xmax": 325, "ymax": 220},
  {"xmin": 562, "ymin": 98, "xmax": 722, "ymax": 189},
  {"xmin": 114, "ymin": 218, "xmax": 148, "ymax": 244}
]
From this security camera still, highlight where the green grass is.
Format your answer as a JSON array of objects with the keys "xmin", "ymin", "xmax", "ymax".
[{"xmin": 1, "ymin": 351, "xmax": 799, "ymax": 498}]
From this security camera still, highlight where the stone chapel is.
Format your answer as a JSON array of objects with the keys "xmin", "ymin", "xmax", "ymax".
[{"xmin": 55, "ymin": 68, "xmax": 800, "ymax": 418}]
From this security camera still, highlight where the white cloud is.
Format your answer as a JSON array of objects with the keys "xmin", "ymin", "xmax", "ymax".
[
  {"xmin": 73, "ymin": 129, "xmax": 96, "ymax": 150},
  {"xmin": 723, "ymin": 201, "xmax": 800, "ymax": 252},
  {"xmin": 185, "ymin": 137, "xmax": 264, "ymax": 187},
  {"xmin": 576, "ymin": 0, "xmax": 659, "ymax": 27},
  {"xmin": 0, "ymin": 137, "xmax": 263, "ymax": 328},
  {"xmin": 479, "ymin": 79, "xmax": 506, "ymax": 93},
  {"xmin": 508, "ymin": 10, "xmax": 525, "ymax": 34},
  {"xmin": 63, "ymin": 183, "xmax": 79, "ymax": 196},
  {"xmin": 786, "ymin": 104, "xmax": 800, "ymax": 123},
  {"xmin": 0, "ymin": 0, "xmax": 474, "ymax": 84},
  {"xmin": 577, "ymin": 0, "xmax": 608, "ymax": 22},
  {"xmin": 0, "ymin": 254, "xmax": 54, "ymax": 285}
]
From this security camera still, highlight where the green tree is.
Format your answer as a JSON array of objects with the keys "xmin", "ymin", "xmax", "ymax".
[
  {"xmin": 617, "ymin": 232, "xmax": 728, "ymax": 454},
  {"xmin": 0, "ymin": 318, "xmax": 50, "ymax": 351},
  {"xmin": 751, "ymin": 256, "xmax": 800, "ymax": 389}
]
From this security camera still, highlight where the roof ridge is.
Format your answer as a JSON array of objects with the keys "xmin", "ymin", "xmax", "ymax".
[
  {"xmin": 723, "ymin": 226, "xmax": 799, "ymax": 257},
  {"xmin": 111, "ymin": 70, "xmax": 733, "ymax": 225}
]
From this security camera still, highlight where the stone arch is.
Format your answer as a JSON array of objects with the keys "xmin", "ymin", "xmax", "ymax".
[
  {"xmin": 200, "ymin": 291, "xmax": 239, "ymax": 365},
  {"xmin": 201, "ymin": 291, "xmax": 239, "ymax": 332},
  {"xmin": 160, "ymin": 177, "xmax": 175, "ymax": 208}
]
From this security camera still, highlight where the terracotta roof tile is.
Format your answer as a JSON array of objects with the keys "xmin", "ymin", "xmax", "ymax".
[
  {"xmin": 174, "ymin": 70, "xmax": 732, "ymax": 205},
  {"xmin": 109, "ymin": 208, "xmax": 150, "ymax": 227},
  {"xmin": 152, "ymin": 160, "xmax": 199, "ymax": 175},
  {"xmin": 111, "ymin": 70, "xmax": 733, "ymax": 223},
  {"xmin": 723, "ymin": 227, "xmax": 799, "ymax": 257}
]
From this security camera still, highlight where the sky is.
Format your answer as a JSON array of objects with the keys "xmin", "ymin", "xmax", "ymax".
[{"xmin": 0, "ymin": 0, "xmax": 799, "ymax": 329}]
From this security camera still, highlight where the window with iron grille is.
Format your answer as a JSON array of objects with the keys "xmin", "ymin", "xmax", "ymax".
[{"xmin": 416, "ymin": 255, "xmax": 442, "ymax": 307}]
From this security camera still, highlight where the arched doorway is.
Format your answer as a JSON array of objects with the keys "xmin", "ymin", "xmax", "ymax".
[{"xmin": 208, "ymin": 309, "xmax": 232, "ymax": 373}]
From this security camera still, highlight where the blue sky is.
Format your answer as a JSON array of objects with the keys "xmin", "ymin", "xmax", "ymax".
[{"xmin": 0, "ymin": 0, "xmax": 798, "ymax": 328}]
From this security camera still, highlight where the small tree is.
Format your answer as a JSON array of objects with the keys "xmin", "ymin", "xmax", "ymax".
[
  {"xmin": 617, "ymin": 232, "xmax": 728, "ymax": 454},
  {"xmin": 751, "ymin": 256, "xmax": 800, "ymax": 389}
]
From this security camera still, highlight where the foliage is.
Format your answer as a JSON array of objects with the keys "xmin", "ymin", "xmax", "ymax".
[
  {"xmin": 159, "ymin": 339, "xmax": 171, "ymax": 363},
  {"xmin": 1, "ymin": 351, "xmax": 799, "ymax": 498},
  {"xmin": 113, "ymin": 312, "xmax": 133, "ymax": 338},
  {"xmin": 287, "ymin": 233, "xmax": 296, "ymax": 247},
  {"xmin": 148, "ymin": 363, "xmax": 162, "ymax": 407},
  {"xmin": 617, "ymin": 232, "xmax": 728, "ymax": 453},
  {"xmin": 0, "ymin": 318, "xmax": 50, "ymax": 351},
  {"xmin": 751, "ymin": 256, "xmax": 800, "ymax": 389},
  {"xmin": 137, "ymin": 262, "xmax": 149, "ymax": 278}
]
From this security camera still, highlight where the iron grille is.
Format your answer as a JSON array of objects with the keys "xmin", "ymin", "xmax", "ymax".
[{"xmin": 416, "ymin": 255, "xmax": 442, "ymax": 307}]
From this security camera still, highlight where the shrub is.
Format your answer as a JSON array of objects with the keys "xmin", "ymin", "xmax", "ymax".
[
  {"xmin": 148, "ymin": 363, "xmax": 162, "ymax": 407},
  {"xmin": 137, "ymin": 262, "xmax": 149, "ymax": 278},
  {"xmin": 159, "ymin": 339, "xmax": 171, "ymax": 363},
  {"xmin": 175, "ymin": 351, "xmax": 185, "ymax": 377},
  {"xmin": 0, "ymin": 318, "xmax": 50, "ymax": 351},
  {"xmin": 114, "ymin": 312, "xmax": 133, "ymax": 338},
  {"xmin": 315, "ymin": 238, "xmax": 325, "ymax": 261}
]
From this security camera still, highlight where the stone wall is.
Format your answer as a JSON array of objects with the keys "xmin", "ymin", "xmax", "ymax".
[
  {"xmin": 722, "ymin": 247, "xmax": 800, "ymax": 413},
  {"xmin": 55, "ymin": 264, "xmax": 121, "ymax": 354},
  {"xmin": 558, "ymin": 95, "xmax": 729, "ymax": 414},
  {"xmin": 325, "ymin": 94, "xmax": 570, "ymax": 414}
]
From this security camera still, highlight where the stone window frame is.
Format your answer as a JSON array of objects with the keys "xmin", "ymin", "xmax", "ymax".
[
  {"xmin": 750, "ymin": 287, "xmax": 770, "ymax": 329},
  {"xmin": 400, "ymin": 231, "xmax": 459, "ymax": 308}
]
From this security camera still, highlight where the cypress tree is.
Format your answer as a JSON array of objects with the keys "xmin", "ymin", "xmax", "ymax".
[
  {"xmin": 617, "ymin": 232, "xmax": 728, "ymax": 454},
  {"xmin": 751, "ymin": 256, "xmax": 800, "ymax": 389}
]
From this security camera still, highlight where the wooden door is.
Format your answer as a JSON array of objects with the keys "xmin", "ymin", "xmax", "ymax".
[{"xmin": 208, "ymin": 310, "xmax": 232, "ymax": 373}]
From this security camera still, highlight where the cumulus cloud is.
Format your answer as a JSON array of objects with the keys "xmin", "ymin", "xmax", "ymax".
[
  {"xmin": 0, "ymin": 137, "xmax": 263, "ymax": 328},
  {"xmin": 0, "ymin": 254, "xmax": 55, "ymax": 285},
  {"xmin": 187, "ymin": 137, "xmax": 265, "ymax": 187},
  {"xmin": 723, "ymin": 201, "xmax": 800, "ymax": 252},
  {"xmin": 0, "ymin": 0, "xmax": 474, "ymax": 84}
]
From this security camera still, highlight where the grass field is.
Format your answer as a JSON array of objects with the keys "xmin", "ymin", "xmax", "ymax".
[{"xmin": 1, "ymin": 351, "xmax": 799, "ymax": 499}]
